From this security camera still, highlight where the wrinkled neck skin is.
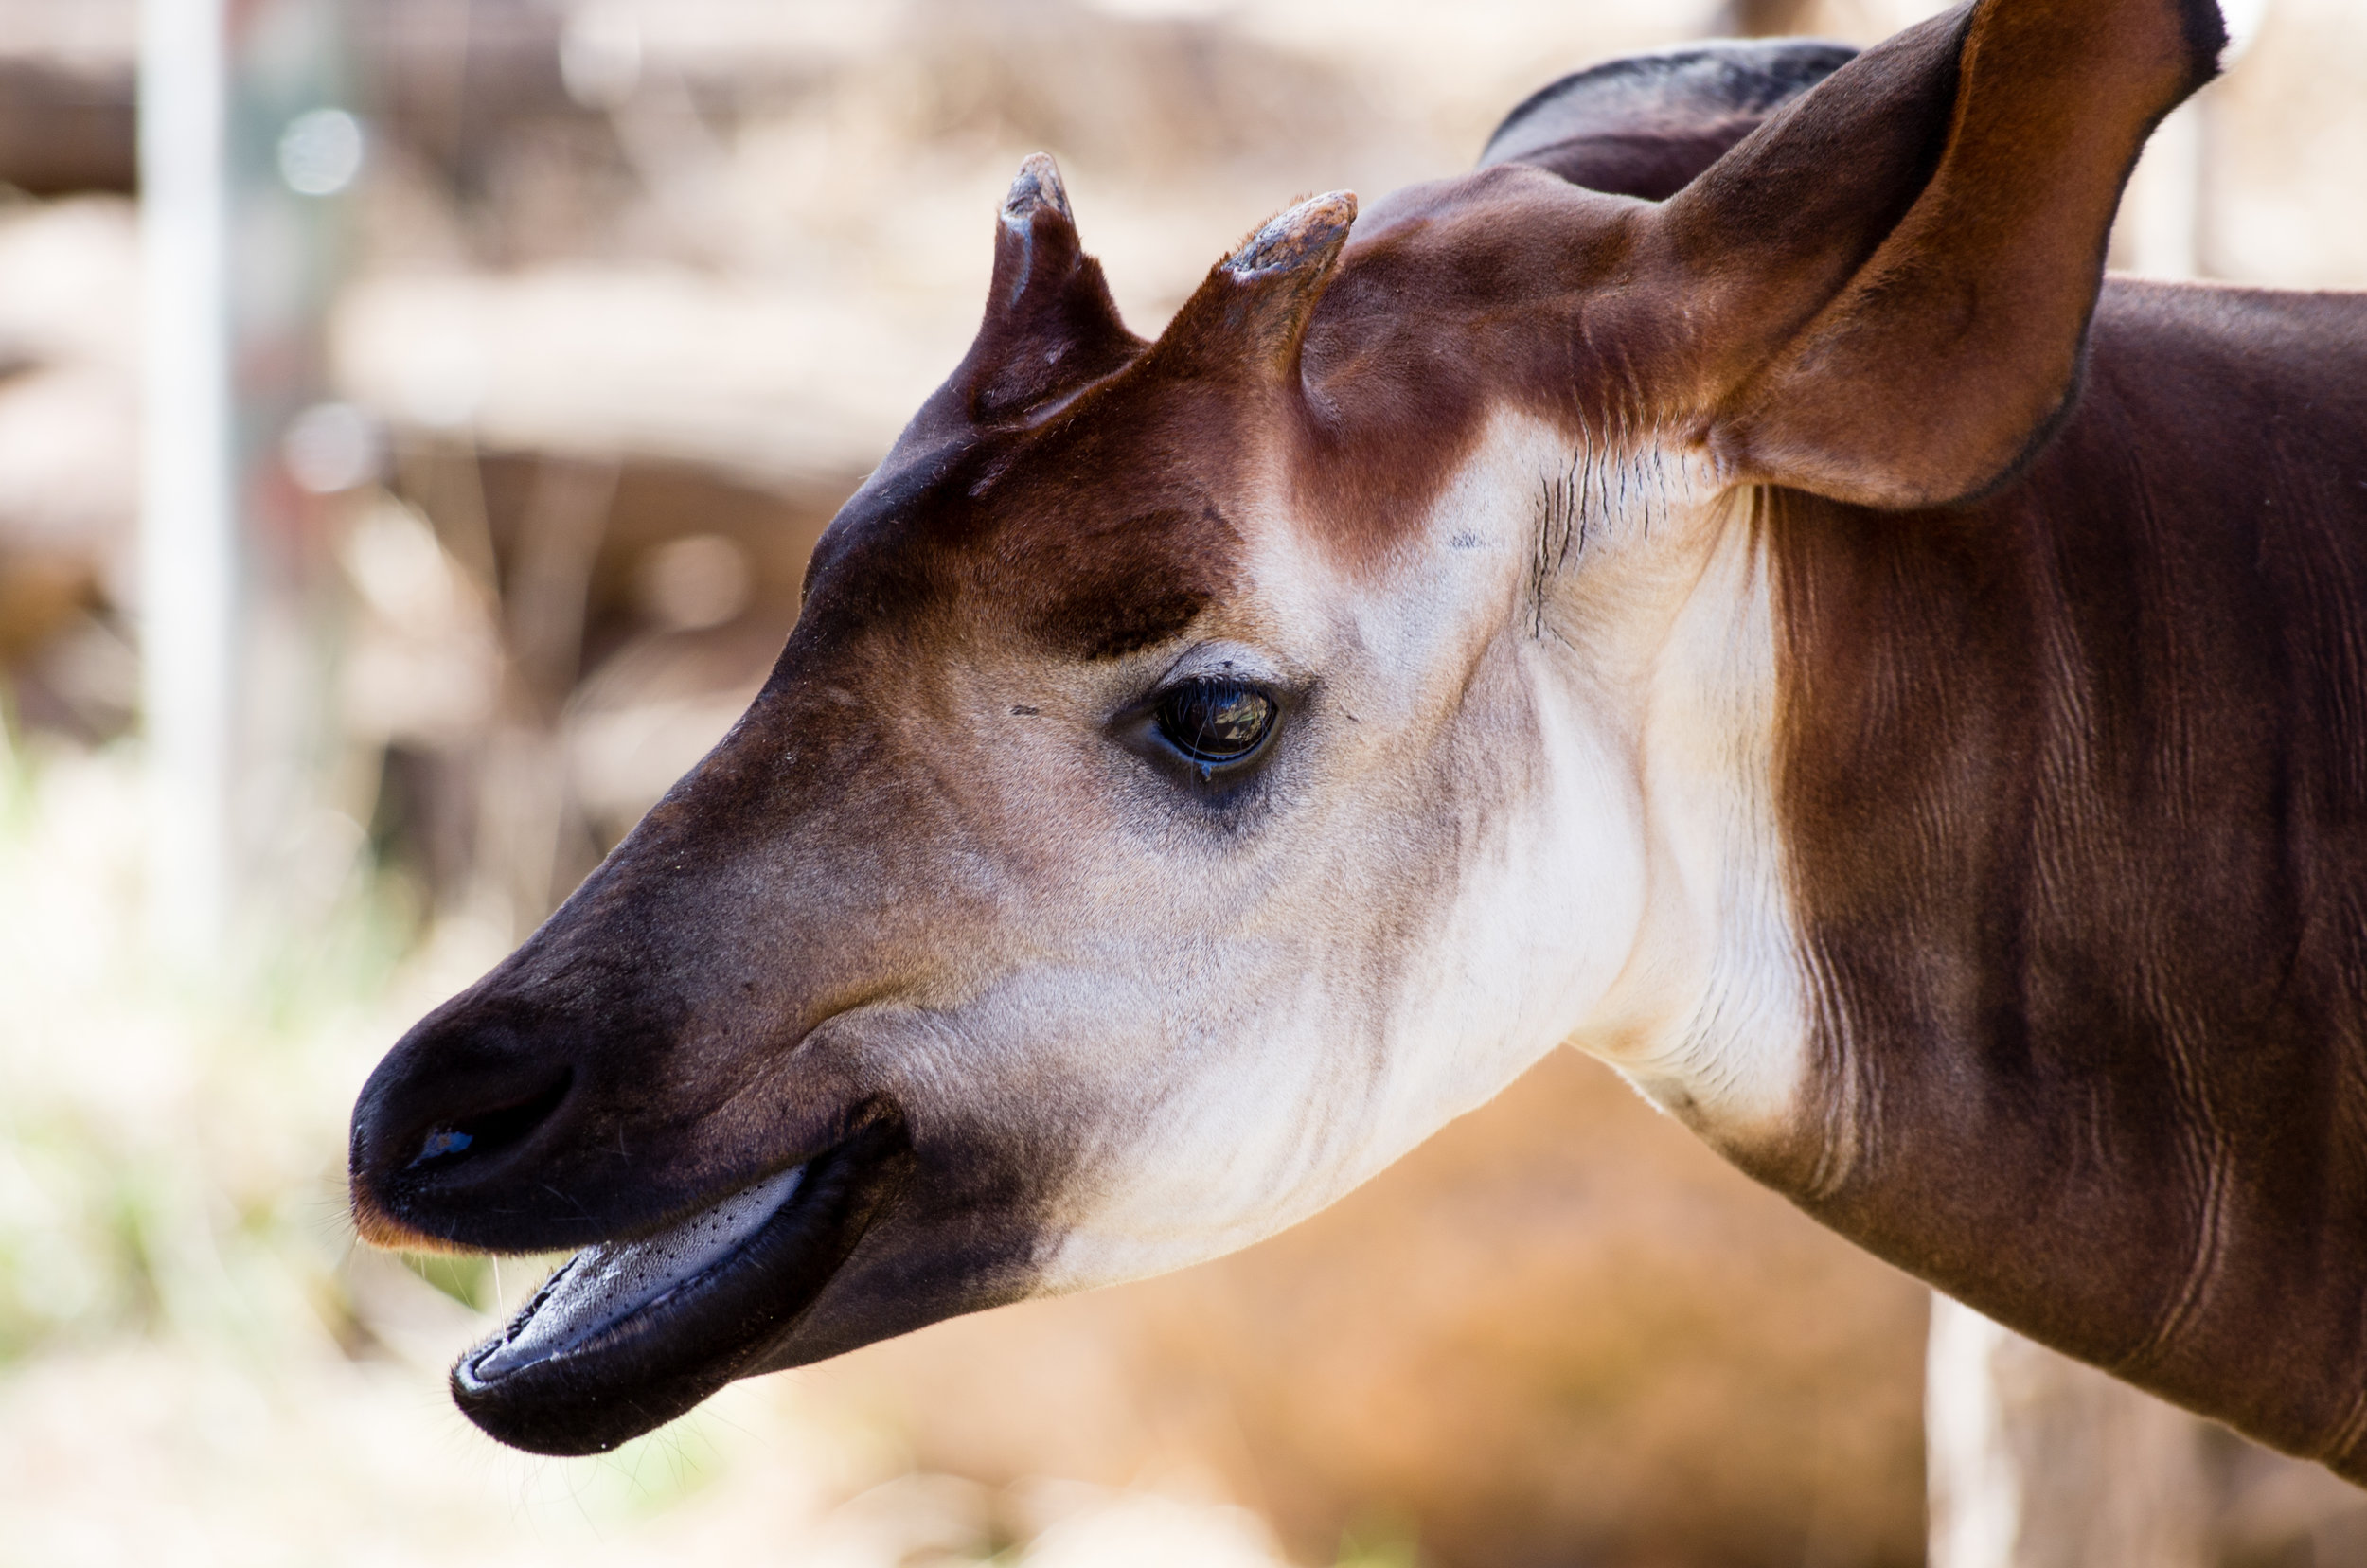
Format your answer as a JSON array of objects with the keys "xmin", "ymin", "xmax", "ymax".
[
  {"xmin": 1495, "ymin": 427, "xmax": 1806, "ymax": 1153},
  {"xmin": 1037, "ymin": 412, "xmax": 1804, "ymax": 1292},
  {"xmin": 1516, "ymin": 450, "xmax": 1802, "ymax": 1152}
]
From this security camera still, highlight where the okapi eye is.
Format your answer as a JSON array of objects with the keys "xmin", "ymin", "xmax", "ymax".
[{"xmin": 1154, "ymin": 680, "xmax": 1275, "ymax": 763}]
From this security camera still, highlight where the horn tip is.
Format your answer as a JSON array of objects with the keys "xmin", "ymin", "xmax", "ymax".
[
  {"xmin": 1004, "ymin": 152, "xmax": 1073, "ymax": 224},
  {"xmin": 1225, "ymin": 190, "xmax": 1358, "ymax": 276}
]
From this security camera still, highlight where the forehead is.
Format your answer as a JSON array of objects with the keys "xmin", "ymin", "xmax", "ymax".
[
  {"xmin": 807, "ymin": 364, "xmax": 1261, "ymax": 664},
  {"xmin": 803, "ymin": 168, "xmax": 1656, "ymax": 661}
]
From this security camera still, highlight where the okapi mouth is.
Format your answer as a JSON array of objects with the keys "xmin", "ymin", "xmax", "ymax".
[{"xmin": 450, "ymin": 1111, "xmax": 912, "ymax": 1455}]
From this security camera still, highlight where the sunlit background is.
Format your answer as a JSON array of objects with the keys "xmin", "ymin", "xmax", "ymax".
[{"xmin": 2, "ymin": 1, "xmax": 2365, "ymax": 1563}]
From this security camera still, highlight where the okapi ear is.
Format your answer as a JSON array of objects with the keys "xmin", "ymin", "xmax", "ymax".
[
  {"xmin": 1661, "ymin": 0, "xmax": 2225, "ymax": 509},
  {"xmin": 1152, "ymin": 191, "xmax": 1358, "ymax": 383},
  {"xmin": 1481, "ymin": 39, "xmax": 1860, "ymax": 201},
  {"xmin": 951, "ymin": 154, "xmax": 1146, "ymax": 428}
]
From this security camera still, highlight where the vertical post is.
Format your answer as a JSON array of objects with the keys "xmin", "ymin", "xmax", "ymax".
[
  {"xmin": 139, "ymin": 0, "xmax": 238, "ymax": 960},
  {"xmin": 1926, "ymin": 1294, "xmax": 2214, "ymax": 1568},
  {"xmin": 1926, "ymin": 1298, "xmax": 2020, "ymax": 1568}
]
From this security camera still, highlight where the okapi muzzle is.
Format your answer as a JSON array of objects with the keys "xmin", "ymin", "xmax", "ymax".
[{"xmin": 352, "ymin": 0, "xmax": 2367, "ymax": 1486}]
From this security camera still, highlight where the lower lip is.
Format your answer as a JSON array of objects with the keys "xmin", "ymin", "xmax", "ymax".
[
  {"xmin": 470, "ymin": 1163, "xmax": 808, "ymax": 1381},
  {"xmin": 450, "ymin": 1116, "xmax": 907, "ymax": 1456}
]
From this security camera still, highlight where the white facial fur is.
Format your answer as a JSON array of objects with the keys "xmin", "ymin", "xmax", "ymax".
[{"xmin": 1023, "ymin": 411, "xmax": 1811, "ymax": 1295}]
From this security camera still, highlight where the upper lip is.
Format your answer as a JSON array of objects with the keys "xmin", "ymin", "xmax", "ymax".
[
  {"xmin": 349, "ymin": 1009, "xmax": 878, "ymax": 1257},
  {"xmin": 447, "ymin": 1106, "xmax": 913, "ymax": 1456}
]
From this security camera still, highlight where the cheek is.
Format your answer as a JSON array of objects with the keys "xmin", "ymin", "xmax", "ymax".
[
  {"xmin": 1420, "ymin": 765, "xmax": 1646, "ymax": 1049},
  {"xmin": 1012, "ymin": 793, "xmax": 1506, "ymax": 1290},
  {"xmin": 1346, "ymin": 654, "xmax": 1651, "ymax": 1119},
  {"xmin": 1027, "ymin": 991, "xmax": 1387, "ymax": 1293},
  {"xmin": 908, "ymin": 880, "xmax": 1422, "ymax": 1294},
  {"xmin": 890, "ymin": 636, "xmax": 1576, "ymax": 1292}
]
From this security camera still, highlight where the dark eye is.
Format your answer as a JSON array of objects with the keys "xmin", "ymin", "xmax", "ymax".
[{"xmin": 1154, "ymin": 680, "xmax": 1276, "ymax": 764}]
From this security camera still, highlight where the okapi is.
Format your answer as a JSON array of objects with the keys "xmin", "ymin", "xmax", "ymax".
[{"xmin": 351, "ymin": 0, "xmax": 2367, "ymax": 1476}]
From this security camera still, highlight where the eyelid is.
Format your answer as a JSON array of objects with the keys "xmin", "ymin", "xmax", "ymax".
[{"xmin": 1151, "ymin": 642, "xmax": 1286, "ymax": 689}]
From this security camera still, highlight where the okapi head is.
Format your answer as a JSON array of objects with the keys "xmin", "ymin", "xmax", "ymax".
[{"xmin": 353, "ymin": 0, "xmax": 2228, "ymax": 1456}]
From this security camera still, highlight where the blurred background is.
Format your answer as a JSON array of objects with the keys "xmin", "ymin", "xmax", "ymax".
[{"xmin": 1, "ymin": 0, "xmax": 2363, "ymax": 1563}]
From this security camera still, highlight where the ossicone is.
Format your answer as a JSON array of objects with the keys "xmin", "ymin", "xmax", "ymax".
[
  {"xmin": 1225, "ymin": 190, "xmax": 1358, "ymax": 282},
  {"xmin": 1155, "ymin": 190, "xmax": 1358, "ymax": 383},
  {"xmin": 995, "ymin": 151, "xmax": 1075, "ymax": 298},
  {"xmin": 952, "ymin": 153, "xmax": 1144, "ymax": 429}
]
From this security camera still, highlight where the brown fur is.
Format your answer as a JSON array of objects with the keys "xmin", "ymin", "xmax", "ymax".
[
  {"xmin": 350, "ymin": 0, "xmax": 2367, "ymax": 1474},
  {"xmin": 1760, "ymin": 281, "xmax": 2367, "ymax": 1475}
]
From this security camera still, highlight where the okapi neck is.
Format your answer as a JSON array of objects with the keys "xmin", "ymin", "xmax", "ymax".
[{"xmin": 1755, "ymin": 280, "xmax": 2367, "ymax": 1477}]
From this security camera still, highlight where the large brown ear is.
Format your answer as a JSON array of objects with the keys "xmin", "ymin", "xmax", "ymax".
[
  {"xmin": 1659, "ymin": 0, "xmax": 2226, "ymax": 508},
  {"xmin": 927, "ymin": 154, "xmax": 1145, "ymax": 434},
  {"xmin": 1148, "ymin": 191, "xmax": 1358, "ymax": 384}
]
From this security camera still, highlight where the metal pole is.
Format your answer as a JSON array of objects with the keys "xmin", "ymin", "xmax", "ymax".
[{"xmin": 139, "ymin": 0, "xmax": 238, "ymax": 959}]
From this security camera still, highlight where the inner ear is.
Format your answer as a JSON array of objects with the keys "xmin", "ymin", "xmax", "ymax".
[{"xmin": 1657, "ymin": 0, "xmax": 2224, "ymax": 509}]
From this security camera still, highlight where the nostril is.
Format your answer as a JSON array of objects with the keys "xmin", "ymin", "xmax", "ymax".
[{"xmin": 406, "ymin": 1070, "xmax": 574, "ymax": 1173}]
